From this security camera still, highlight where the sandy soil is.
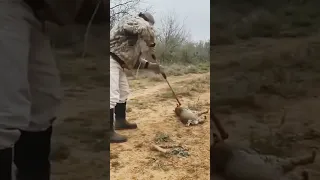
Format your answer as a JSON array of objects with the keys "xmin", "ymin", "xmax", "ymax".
[
  {"xmin": 110, "ymin": 72, "xmax": 210, "ymax": 180},
  {"xmin": 49, "ymin": 51, "xmax": 210, "ymax": 180},
  {"xmin": 50, "ymin": 87, "xmax": 110, "ymax": 180},
  {"xmin": 50, "ymin": 52, "xmax": 110, "ymax": 180},
  {"xmin": 212, "ymin": 37, "xmax": 320, "ymax": 179}
]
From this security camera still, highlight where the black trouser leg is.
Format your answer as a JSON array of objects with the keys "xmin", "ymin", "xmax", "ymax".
[
  {"xmin": 0, "ymin": 147, "xmax": 13, "ymax": 180},
  {"xmin": 14, "ymin": 126, "xmax": 52, "ymax": 180}
]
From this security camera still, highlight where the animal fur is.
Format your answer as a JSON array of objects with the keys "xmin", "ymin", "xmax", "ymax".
[
  {"xmin": 211, "ymin": 141, "xmax": 316, "ymax": 180},
  {"xmin": 174, "ymin": 105, "xmax": 208, "ymax": 126}
]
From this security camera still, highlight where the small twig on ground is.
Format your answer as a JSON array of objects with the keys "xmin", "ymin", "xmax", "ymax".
[
  {"xmin": 152, "ymin": 144, "xmax": 190, "ymax": 157},
  {"xmin": 159, "ymin": 145, "xmax": 182, "ymax": 149},
  {"xmin": 152, "ymin": 144, "xmax": 168, "ymax": 153}
]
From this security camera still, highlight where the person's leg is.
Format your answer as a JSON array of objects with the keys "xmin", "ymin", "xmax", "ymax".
[
  {"xmin": 14, "ymin": 127, "xmax": 53, "ymax": 180},
  {"xmin": 0, "ymin": 2, "xmax": 35, "ymax": 180},
  {"xmin": 115, "ymin": 69, "xmax": 137, "ymax": 130},
  {"xmin": 110, "ymin": 57, "xmax": 127, "ymax": 143},
  {"xmin": 14, "ymin": 11, "xmax": 62, "ymax": 180},
  {"xmin": 0, "ymin": 148, "xmax": 13, "ymax": 180}
]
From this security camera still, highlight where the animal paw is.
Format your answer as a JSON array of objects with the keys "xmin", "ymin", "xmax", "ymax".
[{"xmin": 186, "ymin": 120, "xmax": 192, "ymax": 126}]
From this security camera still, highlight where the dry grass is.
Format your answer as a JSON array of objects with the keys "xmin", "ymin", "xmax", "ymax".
[
  {"xmin": 154, "ymin": 132, "xmax": 172, "ymax": 144},
  {"xmin": 212, "ymin": 4, "xmax": 320, "ymax": 176},
  {"xmin": 55, "ymin": 50, "xmax": 109, "ymax": 88},
  {"xmin": 164, "ymin": 63, "xmax": 210, "ymax": 76},
  {"xmin": 211, "ymin": 1, "xmax": 320, "ymax": 46},
  {"xmin": 126, "ymin": 62, "xmax": 210, "ymax": 79},
  {"xmin": 110, "ymin": 71, "xmax": 210, "ymax": 179},
  {"xmin": 52, "ymin": 46, "xmax": 210, "ymax": 179},
  {"xmin": 187, "ymin": 97, "xmax": 210, "ymax": 111},
  {"xmin": 156, "ymin": 74, "xmax": 210, "ymax": 100},
  {"xmin": 212, "ymin": 37, "xmax": 320, "ymax": 112}
]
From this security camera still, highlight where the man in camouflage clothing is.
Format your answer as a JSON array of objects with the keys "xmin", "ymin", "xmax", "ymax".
[
  {"xmin": 0, "ymin": 0, "xmax": 106, "ymax": 179},
  {"xmin": 110, "ymin": 12, "xmax": 165, "ymax": 143}
]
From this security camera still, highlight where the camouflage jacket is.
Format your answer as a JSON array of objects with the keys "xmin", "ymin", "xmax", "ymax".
[{"xmin": 110, "ymin": 14, "xmax": 156, "ymax": 69}]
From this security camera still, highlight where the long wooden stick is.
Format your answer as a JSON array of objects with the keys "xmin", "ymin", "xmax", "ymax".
[
  {"xmin": 211, "ymin": 112, "xmax": 229, "ymax": 140},
  {"xmin": 161, "ymin": 73, "xmax": 181, "ymax": 106},
  {"xmin": 82, "ymin": 0, "xmax": 102, "ymax": 58}
]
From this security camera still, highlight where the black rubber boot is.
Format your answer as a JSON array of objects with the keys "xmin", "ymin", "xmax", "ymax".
[
  {"xmin": 109, "ymin": 108, "xmax": 127, "ymax": 143},
  {"xmin": 0, "ymin": 147, "xmax": 12, "ymax": 180},
  {"xmin": 14, "ymin": 126, "xmax": 52, "ymax": 180},
  {"xmin": 115, "ymin": 102, "xmax": 137, "ymax": 130}
]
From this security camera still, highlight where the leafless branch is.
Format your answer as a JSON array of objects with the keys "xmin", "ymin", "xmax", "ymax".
[
  {"xmin": 110, "ymin": 0, "xmax": 134, "ymax": 9},
  {"xmin": 82, "ymin": 0, "xmax": 102, "ymax": 58},
  {"xmin": 152, "ymin": 144, "xmax": 169, "ymax": 153},
  {"xmin": 110, "ymin": 0, "xmax": 149, "ymax": 28}
]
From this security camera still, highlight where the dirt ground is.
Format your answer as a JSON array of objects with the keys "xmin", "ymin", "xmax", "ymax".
[
  {"xmin": 110, "ymin": 72, "xmax": 210, "ymax": 180},
  {"xmin": 50, "ymin": 51, "xmax": 110, "ymax": 180},
  {"xmin": 49, "ymin": 50, "xmax": 210, "ymax": 180},
  {"xmin": 212, "ymin": 36, "xmax": 320, "ymax": 178}
]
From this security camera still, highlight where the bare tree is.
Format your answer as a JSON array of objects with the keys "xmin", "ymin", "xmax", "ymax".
[
  {"xmin": 156, "ymin": 11, "xmax": 190, "ymax": 63},
  {"xmin": 110, "ymin": 0, "xmax": 152, "ymax": 28},
  {"xmin": 81, "ymin": 0, "xmax": 152, "ymax": 57},
  {"xmin": 82, "ymin": 0, "xmax": 103, "ymax": 58}
]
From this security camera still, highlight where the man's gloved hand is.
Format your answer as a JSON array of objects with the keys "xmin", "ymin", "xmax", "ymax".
[{"xmin": 148, "ymin": 62, "xmax": 165, "ymax": 74}]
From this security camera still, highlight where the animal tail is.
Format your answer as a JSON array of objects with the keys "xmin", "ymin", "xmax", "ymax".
[
  {"xmin": 282, "ymin": 151, "xmax": 316, "ymax": 173},
  {"xmin": 291, "ymin": 151, "xmax": 316, "ymax": 166}
]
